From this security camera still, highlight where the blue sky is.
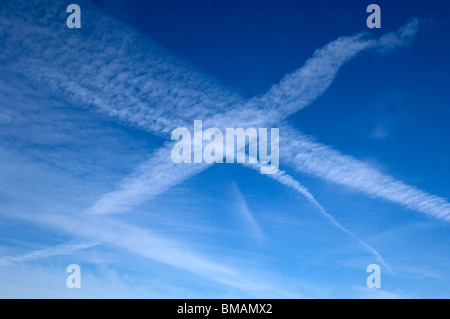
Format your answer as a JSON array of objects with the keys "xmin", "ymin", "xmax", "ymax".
[{"xmin": 0, "ymin": 0, "xmax": 449, "ymax": 298}]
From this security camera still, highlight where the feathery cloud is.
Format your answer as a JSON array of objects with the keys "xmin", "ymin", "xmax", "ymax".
[{"xmin": 0, "ymin": 241, "xmax": 99, "ymax": 266}]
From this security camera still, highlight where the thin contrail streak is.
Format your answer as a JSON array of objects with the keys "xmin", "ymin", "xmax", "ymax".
[{"xmin": 244, "ymin": 161, "xmax": 393, "ymax": 273}]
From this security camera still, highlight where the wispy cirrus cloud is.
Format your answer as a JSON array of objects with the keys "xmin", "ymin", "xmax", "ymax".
[
  {"xmin": 0, "ymin": 241, "xmax": 99, "ymax": 266},
  {"xmin": 14, "ymin": 212, "xmax": 304, "ymax": 297},
  {"xmin": 230, "ymin": 181, "xmax": 263, "ymax": 241},
  {"xmin": 0, "ymin": 0, "xmax": 244, "ymax": 136}
]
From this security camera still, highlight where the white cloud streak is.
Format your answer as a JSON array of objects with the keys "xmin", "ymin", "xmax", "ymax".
[
  {"xmin": 279, "ymin": 124, "xmax": 450, "ymax": 222},
  {"xmin": 0, "ymin": 0, "xmax": 244, "ymax": 136},
  {"xmin": 14, "ymin": 212, "xmax": 298, "ymax": 296},
  {"xmin": 86, "ymin": 145, "xmax": 210, "ymax": 214},
  {"xmin": 230, "ymin": 181, "xmax": 263, "ymax": 241},
  {"xmin": 0, "ymin": 241, "xmax": 99, "ymax": 266},
  {"xmin": 243, "ymin": 160, "xmax": 392, "ymax": 273}
]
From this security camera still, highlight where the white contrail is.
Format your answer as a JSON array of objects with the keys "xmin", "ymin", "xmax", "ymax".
[
  {"xmin": 85, "ymin": 145, "xmax": 210, "ymax": 214},
  {"xmin": 0, "ymin": 0, "xmax": 419, "ymax": 135},
  {"xmin": 230, "ymin": 181, "xmax": 264, "ymax": 241},
  {"xmin": 279, "ymin": 124, "xmax": 450, "ymax": 222},
  {"xmin": 0, "ymin": 0, "xmax": 243, "ymax": 136},
  {"xmin": 0, "ymin": 241, "xmax": 99, "ymax": 266},
  {"xmin": 243, "ymin": 161, "xmax": 393, "ymax": 273}
]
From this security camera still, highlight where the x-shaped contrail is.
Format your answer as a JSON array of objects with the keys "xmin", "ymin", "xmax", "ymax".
[
  {"xmin": 82, "ymin": 17, "xmax": 449, "ymax": 225},
  {"xmin": 1, "ymin": 0, "xmax": 449, "ymax": 283}
]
